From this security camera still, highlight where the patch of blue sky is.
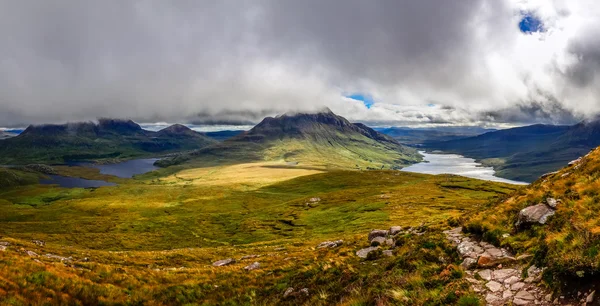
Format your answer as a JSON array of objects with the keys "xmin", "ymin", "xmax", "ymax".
[
  {"xmin": 345, "ymin": 93, "xmax": 375, "ymax": 109},
  {"xmin": 519, "ymin": 12, "xmax": 545, "ymax": 34}
]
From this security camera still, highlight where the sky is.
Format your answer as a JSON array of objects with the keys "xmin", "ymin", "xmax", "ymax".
[{"xmin": 2, "ymin": 1, "xmax": 600, "ymax": 128}]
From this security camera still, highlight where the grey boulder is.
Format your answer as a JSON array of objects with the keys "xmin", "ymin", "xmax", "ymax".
[{"xmin": 516, "ymin": 204, "xmax": 555, "ymax": 227}]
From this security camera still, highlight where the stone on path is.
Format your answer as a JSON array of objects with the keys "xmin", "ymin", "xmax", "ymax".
[
  {"xmin": 503, "ymin": 275, "xmax": 520, "ymax": 285},
  {"xmin": 514, "ymin": 290, "xmax": 535, "ymax": 301},
  {"xmin": 502, "ymin": 289, "xmax": 513, "ymax": 299},
  {"xmin": 492, "ymin": 268, "xmax": 517, "ymax": 281},
  {"xmin": 485, "ymin": 293, "xmax": 502, "ymax": 305},
  {"xmin": 477, "ymin": 269, "xmax": 492, "ymax": 281},
  {"xmin": 511, "ymin": 282, "xmax": 525, "ymax": 291},
  {"xmin": 212, "ymin": 258, "xmax": 235, "ymax": 267},
  {"xmin": 587, "ymin": 290, "xmax": 596, "ymax": 303},
  {"xmin": 485, "ymin": 281, "xmax": 503, "ymax": 293},
  {"xmin": 513, "ymin": 298, "xmax": 529, "ymax": 305}
]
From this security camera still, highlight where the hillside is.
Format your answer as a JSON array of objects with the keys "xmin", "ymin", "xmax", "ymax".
[
  {"xmin": 158, "ymin": 109, "xmax": 421, "ymax": 170},
  {"xmin": 425, "ymin": 123, "xmax": 599, "ymax": 182},
  {"xmin": 0, "ymin": 119, "xmax": 217, "ymax": 164},
  {"xmin": 377, "ymin": 126, "xmax": 494, "ymax": 145},
  {"xmin": 462, "ymin": 145, "xmax": 600, "ymax": 295}
]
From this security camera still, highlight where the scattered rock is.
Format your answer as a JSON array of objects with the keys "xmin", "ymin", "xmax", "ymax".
[
  {"xmin": 44, "ymin": 253, "xmax": 72, "ymax": 262},
  {"xmin": 274, "ymin": 247, "xmax": 286, "ymax": 251},
  {"xmin": 26, "ymin": 250, "xmax": 38, "ymax": 257},
  {"xmin": 212, "ymin": 258, "xmax": 235, "ymax": 267},
  {"xmin": 382, "ymin": 250, "xmax": 394, "ymax": 257},
  {"xmin": 356, "ymin": 246, "xmax": 380, "ymax": 259},
  {"xmin": 485, "ymin": 281, "xmax": 503, "ymax": 293},
  {"xmin": 546, "ymin": 197, "xmax": 559, "ymax": 208},
  {"xmin": 368, "ymin": 229, "xmax": 388, "ymax": 241},
  {"xmin": 299, "ymin": 288, "xmax": 309, "ymax": 296},
  {"xmin": 516, "ymin": 204, "xmax": 555, "ymax": 227},
  {"xmin": 0, "ymin": 241, "xmax": 10, "ymax": 246},
  {"xmin": 32, "ymin": 240, "xmax": 45, "ymax": 246},
  {"xmin": 516, "ymin": 254, "xmax": 533, "ymax": 261},
  {"xmin": 240, "ymin": 254, "xmax": 260, "ymax": 260},
  {"xmin": 0, "ymin": 245, "xmax": 6, "ymax": 251},
  {"xmin": 244, "ymin": 262, "xmax": 260, "ymax": 271},
  {"xmin": 283, "ymin": 287, "xmax": 294, "ymax": 298},
  {"xmin": 317, "ymin": 240, "xmax": 343, "ymax": 249},
  {"xmin": 527, "ymin": 265, "xmax": 543, "ymax": 280},
  {"xmin": 370, "ymin": 236, "xmax": 386, "ymax": 246},
  {"xmin": 385, "ymin": 239, "xmax": 394, "ymax": 246},
  {"xmin": 587, "ymin": 290, "xmax": 596, "ymax": 304},
  {"xmin": 389, "ymin": 226, "xmax": 402, "ymax": 236}
]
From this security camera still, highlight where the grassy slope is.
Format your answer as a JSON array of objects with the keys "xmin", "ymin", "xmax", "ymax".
[
  {"xmin": 463, "ymin": 146, "xmax": 600, "ymax": 292},
  {"xmin": 0, "ymin": 166, "xmax": 517, "ymax": 305}
]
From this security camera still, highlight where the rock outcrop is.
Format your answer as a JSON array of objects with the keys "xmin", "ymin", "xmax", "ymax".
[{"xmin": 516, "ymin": 204, "xmax": 555, "ymax": 227}]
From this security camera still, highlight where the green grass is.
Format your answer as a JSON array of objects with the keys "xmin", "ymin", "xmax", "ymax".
[{"xmin": 0, "ymin": 165, "xmax": 519, "ymax": 305}]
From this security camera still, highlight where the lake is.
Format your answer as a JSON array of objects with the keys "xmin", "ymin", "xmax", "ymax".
[
  {"xmin": 401, "ymin": 152, "xmax": 528, "ymax": 185},
  {"xmin": 89, "ymin": 158, "xmax": 159, "ymax": 178},
  {"xmin": 41, "ymin": 158, "xmax": 160, "ymax": 188}
]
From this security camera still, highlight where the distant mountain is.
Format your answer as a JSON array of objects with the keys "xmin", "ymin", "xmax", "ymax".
[
  {"xmin": 376, "ymin": 126, "xmax": 495, "ymax": 145},
  {"xmin": 158, "ymin": 109, "xmax": 421, "ymax": 170},
  {"xmin": 0, "ymin": 119, "xmax": 217, "ymax": 164},
  {"xmin": 426, "ymin": 122, "xmax": 600, "ymax": 182},
  {"xmin": 204, "ymin": 130, "xmax": 245, "ymax": 141}
]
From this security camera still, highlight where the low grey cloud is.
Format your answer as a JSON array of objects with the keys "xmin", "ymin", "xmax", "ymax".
[{"xmin": 0, "ymin": 1, "xmax": 599, "ymax": 127}]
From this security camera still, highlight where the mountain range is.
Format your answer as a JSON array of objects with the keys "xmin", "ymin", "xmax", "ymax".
[
  {"xmin": 376, "ymin": 126, "xmax": 495, "ymax": 145},
  {"xmin": 157, "ymin": 109, "xmax": 421, "ymax": 170},
  {"xmin": 425, "ymin": 120, "xmax": 600, "ymax": 182},
  {"xmin": 0, "ymin": 119, "xmax": 216, "ymax": 164}
]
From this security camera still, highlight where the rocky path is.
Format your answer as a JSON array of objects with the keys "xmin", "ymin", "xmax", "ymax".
[{"xmin": 444, "ymin": 227, "xmax": 558, "ymax": 306}]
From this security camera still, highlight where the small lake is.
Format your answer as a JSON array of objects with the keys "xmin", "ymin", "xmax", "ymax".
[
  {"xmin": 89, "ymin": 158, "xmax": 159, "ymax": 178},
  {"xmin": 402, "ymin": 152, "xmax": 528, "ymax": 185},
  {"xmin": 40, "ymin": 158, "xmax": 159, "ymax": 188},
  {"xmin": 40, "ymin": 175, "xmax": 117, "ymax": 188}
]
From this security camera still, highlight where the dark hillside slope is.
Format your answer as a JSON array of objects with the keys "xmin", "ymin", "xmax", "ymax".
[
  {"xmin": 425, "ymin": 123, "xmax": 600, "ymax": 182},
  {"xmin": 0, "ymin": 119, "xmax": 216, "ymax": 164}
]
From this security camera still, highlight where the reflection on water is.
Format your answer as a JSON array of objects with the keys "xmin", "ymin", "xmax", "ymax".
[
  {"xmin": 402, "ymin": 152, "xmax": 528, "ymax": 185},
  {"xmin": 91, "ymin": 158, "xmax": 159, "ymax": 178},
  {"xmin": 40, "ymin": 175, "xmax": 117, "ymax": 188},
  {"xmin": 69, "ymin": 158, "xmax": 159, "ymax": 178}
]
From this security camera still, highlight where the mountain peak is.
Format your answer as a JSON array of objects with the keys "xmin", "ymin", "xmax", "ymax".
[
  {"xmin": 157, "ymin": 124, "xmax": 202, "ymax": 137},
  {"xmin": 97, "ymin": 118, "xmax": 142, "ymax": 134}
]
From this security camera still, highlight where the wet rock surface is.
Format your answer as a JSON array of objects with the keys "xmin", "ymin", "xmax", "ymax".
[{"xmin": 443, "ymin": 227, "xmax": 556, "ymax": 305}]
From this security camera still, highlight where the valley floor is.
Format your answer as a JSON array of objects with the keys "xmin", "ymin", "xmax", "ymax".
[{"xmin": 0, "ymin": 162, "xmax": 519, "ymax": 305}]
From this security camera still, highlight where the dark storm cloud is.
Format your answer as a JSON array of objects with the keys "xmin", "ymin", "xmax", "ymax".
[
  {"xmin": 0, "ymin": 1, "xmax": 599, "ymax": 127},
  {"xmin": 480, "ymin": 100, "xmax": 582, "ymax": 125}
]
